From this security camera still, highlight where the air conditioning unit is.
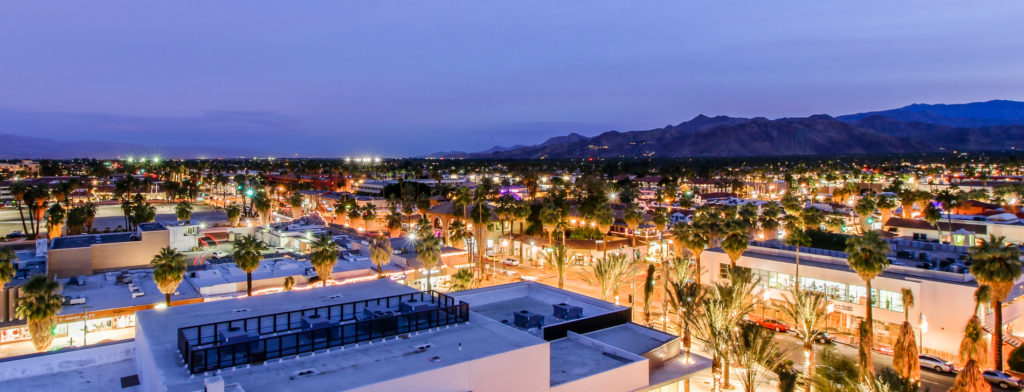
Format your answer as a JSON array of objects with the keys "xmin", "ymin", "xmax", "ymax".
[
  {"xmin": 552, "ymin": 303, "xmax": 582, "ymax": 320},
  {"xmin": 513, "ymin": 310, "xmax": 544, "ymax": 329},
  {"xmin": 219, "ymin": 327, "xmax": 257, "ymax": 344},
  {"xmin": 301, "ymin": 314, "xmax": 330, "ymax": 330}
]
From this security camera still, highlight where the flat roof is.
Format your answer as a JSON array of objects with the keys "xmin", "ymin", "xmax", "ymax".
[
  {"xmin": 136, "ymin": 279, "xmax": 545, "ymax": 392},
  {"xmin": 1, "ymin": 357, "xmax": 138, "ymax": 391},
  {"xmin": 60, "ymin": 269, "xmax": 203, "ymax": 316},
  {"xmin": 137, "ymin": 222, "xmax": 167, "ymax": 232},
  {"xmin": 549, "ymin": 337, "xmax": 640, "ymax": 386},
  {"xmin": 584, "ymin": 323, "xmax": 675, "ymax": 356},
  {"xmin": 50, "ymin": 232, "xmax": 136, "ymax": 249}
]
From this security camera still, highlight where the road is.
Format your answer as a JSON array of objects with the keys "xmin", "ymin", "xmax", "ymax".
[{"xmin": 0, "ymin": 202, "xmax": 227, "ymax": 236}]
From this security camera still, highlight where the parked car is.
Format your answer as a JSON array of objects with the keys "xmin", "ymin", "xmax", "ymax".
[
  {"xmin": 795, "ymin": 329, "xmax": 835, "ymax": 345},
  {"xmin": 6, "ymin": 231, "xmax": 24, "ymax": 239},
  {"xmin": 502, "ymin": 258, "xmax": 520, "ymax": 266},
  {"xmin": 274, "ymin": 246, "xmax": 289, "ymax": 253},
  {"xmin": 755, "ymin": 319, "xmax": 790, "ymax": 332},
  {"xmin": 873, "ymin": 344, "xmax": 894, "ymax": 356},
  {"xmin": 982, "ymin": 369, "xmax": 1024, "ymax": 389},
  {"xmin": 210, "ymin": 251, "xmax": 229, "ymax": 259},
  {"xmin": 918, "ymin": 354, "xmax": 955, "ymax": 373}
]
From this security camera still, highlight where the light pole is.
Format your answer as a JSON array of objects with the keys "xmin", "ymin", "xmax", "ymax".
[
  {"xmin": 762, "ymin": 289, "xmax": 770, "ymax": 318},
  {"xmin": 919, "ymin": 314, "xmax": 928, "ymax": 354}
]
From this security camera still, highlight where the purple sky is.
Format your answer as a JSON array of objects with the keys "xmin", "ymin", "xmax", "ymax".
[{"xmin": 2, "ymin": 1, "xmax": 1023, "ymax": 157}]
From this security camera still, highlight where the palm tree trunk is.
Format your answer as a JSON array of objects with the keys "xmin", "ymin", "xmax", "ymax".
[
  {"xmin": 721, "ymin": 353, "xmax": 731, "ymax": 389},
  {"xmin": 165, "ymin": 293, "xmax": 172, "ymax": 307},
  {"xmin": 247, "ymin": 272, "xmax": 253, "ymax": 296},
  {"xmin": 16, "ymin": 202, "xmax": 28, "ymax": 235},
  {"xmin": 804, "ymin": 342, "xmax": 815, "ymax": 392},
  {"xmin": 795, "ymin": 247, "xmax": 801, "ymax": 290},
  {"xmin": 426, "ymin": 268, "xmax": 432, "ymax": 292},
  {"xmin": 518, "ymin": 222, "xmax": 524, "ymax": 265},
  {"xmin": 996, "ymin": 299, "xmax": 1005, "ymax": 371},
  {"xmin": 695, "ymin": 251, "xmax": 702, "ymax": 285}
]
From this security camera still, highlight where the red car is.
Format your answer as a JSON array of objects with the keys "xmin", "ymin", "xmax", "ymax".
[
  {"xmin": 755, "ymin": 319, "xmax": 790, "ymax": 332},
  {"xmin": 873, "ymin": 344, "xmax": 894, "ymax": 356}
]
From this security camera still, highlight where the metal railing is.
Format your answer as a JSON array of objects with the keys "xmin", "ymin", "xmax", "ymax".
[
  {"xmin": 185, "ymin": 301, "xmax": 470, "ymax": 374},
  {"xmin": 177, "ymin": 291, "xmax": 459, "ymax": 367}
]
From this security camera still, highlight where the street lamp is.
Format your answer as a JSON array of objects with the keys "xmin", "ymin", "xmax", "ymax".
[
  {"xmin": 920, "ymin": 314, "xmax": 929, "ymax": 353},
  {"xmin": 762, "ymin": 290, "xmax": 770, "ymax": 317}
]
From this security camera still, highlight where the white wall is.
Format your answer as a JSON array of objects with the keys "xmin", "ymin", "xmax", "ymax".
[{"xmin": 0, "ymin": 340, "xmax": 134, "ymax": 381}]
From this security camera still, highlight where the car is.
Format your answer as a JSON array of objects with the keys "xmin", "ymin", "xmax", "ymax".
[
  {"xmin": 275, "ymin": 246, "xmax": 289, "ymax": 253},
  {"xmin": 210, "ymin": 251, "xmax": 229, "ymax": 259},
  {"xmin": 982, "ymin": 369, "xmax": 1024, "ymax": 389},
  {"xmin": 5, "ymin": 231, "xmax": 24, "ymax": 239},
  {"xmin": 795, "ymin": 329, "xmax": 836, "ymax": 345},
  {"xmin": 873, "ymin": 344, "xmax": 894, "ymax": 356},
  {"xmin": 502, "ymin": 258, "xmax": 520, "ymax": 266},
  {"xmin": 755, "ymin": 319, "xmax": 790, "ymax": 332},
  {"xmin": 918, "ymin": 354, "xmax": 955, "ymax": 373}
]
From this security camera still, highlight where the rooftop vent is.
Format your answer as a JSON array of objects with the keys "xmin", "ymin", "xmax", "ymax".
[
  {"xmin": 219, "ymin": 327, "xmax": 257, "ymax": 344},
  {"xmin": 553, "ymin": 303, "xmax": 582, "ymax": 320},
  {"xmin": 513, "ymin": 310, "xmax": 544, "ymax": 329},
  {"xmin": 301, "ymin": 314, "xmax": 330, "ymax": 330},
  {"xmin": 204, "ymin": 376, "xmax": 225, "ymax": 392}
]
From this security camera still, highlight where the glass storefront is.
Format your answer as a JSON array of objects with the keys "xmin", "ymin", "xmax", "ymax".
[{"xmin": 722, "ymin": 265, "xmax": 904, "ymax": 313}]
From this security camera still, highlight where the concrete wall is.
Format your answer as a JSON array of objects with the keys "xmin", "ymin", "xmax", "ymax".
[
  {"xmin": 349, "ymin": 343, "xmax": 551, "ymax": 392},
  {"xmin": 91, "ymin": 231, "xmax": 169, "ymax": 272},
  {"xmin": 46, "ymin": 245, "xmax": 92, "ymax": 278},
  {"xmin": 0, "ymin": 340, "xmax": 134, "ymax": 381}
]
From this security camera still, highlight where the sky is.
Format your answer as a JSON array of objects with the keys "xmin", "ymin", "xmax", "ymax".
[{"xmin": 2, "ymin": 1, "xmax": 1024, "ymax": 157}]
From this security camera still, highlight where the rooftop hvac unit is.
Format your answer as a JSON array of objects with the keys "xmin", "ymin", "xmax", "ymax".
[
  {"xmin": 301, "ymin": 314, "xmax": 330, "ymax": 330},
  {"xmin": 204, "ymin": 376, "xmax": 225, "ymax": 392},
  {"xmin": 219, "ymin": 327, "xmax": 258, "ymax": 344},
  {"xmin": 399, "ymin": 299, "xmax": 437, "ymax": 313},
  {"xmin": 513, "ymin": 310, "xmax": 544, "ymax": 329},
  {"xmin": 552, "ymin": 303, "xmax": 582, "ymax": 320}
]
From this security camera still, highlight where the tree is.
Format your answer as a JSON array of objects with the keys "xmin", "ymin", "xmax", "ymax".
[
  {"xmin": 45, "ymin": 203, "xmax": 65, "ymax": 240},
  {"xmin": 539, "ymin": 202, "xmax": 561, "ymax": 246},
  {"xmin": 667, "ymin": 267, "xmax": 703, "ymax": 377},
  {"xmin": 950, "ymin": 286, "xmax": 993, "ymax": 392},
  {"xmin": 542, "ymin": 243, "xmax": 570, "ymax": 289},
  {"xmin": 854, "ymin": 195, "xmax": 876, "ymax": 234},
  {"xmin": 226, "ymin": 204, "xmax": 242, "ymax": 227},
  {"xmin": 469, "ymin": 199, "xmax": 491, "ymax": 276},
  {"xmin": 583, "ymin": 253, "xmax": 635, "ymax": 301},
  {"xmin": 892, "ymin": 288, "xmax": 920, "ymax": 382},
  {"xmin": 922, "ymin": 202, "xmax": 942, "ymax": 242},
  {"xmin": 369, "ymin": 236, "xmax": 393, "ymax": 278},
  {"xmin": 732, "ymin": 322, "xmax": 788, "ymax": 392},
  {"xmin": 845, "ymin": 231, "xmax": 891, "ymax": 378},
  {"xmin": 150, "ymin": 246, "xmax": 186, "ymax": 306},
  {"xmin": 809, "ymin": 347, "xmax": 863, "ymax": 392},
  {"xmin": 623, "ymin": 204, "xmax": 643, "ymax": 249},
  {"xmin": 778, "ymin": 289, "xmax": 830, "ymax": 391},
  {"xmin": 721, "ymin": 231, "xmax": 748, "ymax": 267},
  {"xmin": 449, "ymin": 268, "xmax": 476, "ymax": 292},
  {"xmin": 448, "ymin": 220, "xmax": 469, "ymax": 249},
  {"xmin": 0, "ymin": 247, "xmax": 17, "ymax": 290},
  {"xmin": 385, "ymin": 210, "xmax": 403, "ymax": 237},
  {"xmin": 65, "ymin": 205, "xmax": 88, "ymax": 235},
  {"xmin": 970, "ymin": 235, "xmax": 1023, "ymax": 371},
  {"xmin": 288, "ymin": 193, "xmax": 304, "ymax": 218},
  {"xmin": 83, "ymin": 202, "xmax": 97, "ymax": 233},
  {"xmin": 674, "ymin": 222, "xmax": 708, "ymax": 284},
  {"xmin": 688, "ymin": 266, "xmax": 758, "ymax": 391},
  {"xmin": 175, "ymin": 201, "xmax": 193, "ymax": 222},
  {"xmin": 414, "ymin": 234, "xmax": 441, "ymax": 291},
  {"xmin": 15, "ymin": 275, "xmax": 63, "ymax": 352},
  {"xmin": 310, "ymin": 234, "xmax": 339, "ymax": 287},
  {"xmin": 10, "ymin": 181, "xmax": 29, "ymax": 236},
  {"xmin": 232, "ymin": 235, "xmax": 266, "ymax": 295},
  {"xmin": 876, "ymin": 195, "xmax": 898, "ymax": 224},
  {"xmin": 642, "ymin": 263, "xmax": 656, "ymax": 325},
  {"xmin": 252, "ymin": 192, "xmax": 272, "ymax": 226},
  {"xmin": 784, "ymin": 219, "xmax": 812, "ymax": 289}
]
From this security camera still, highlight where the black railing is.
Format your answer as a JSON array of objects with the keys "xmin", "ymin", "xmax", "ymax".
[
  {"xmin": 186, "ymin": 301, "xmax": 469, "ymax": 374},
  {"xmin": 177, "ymin": 291, "xmax": 458, "ymax": 366}
]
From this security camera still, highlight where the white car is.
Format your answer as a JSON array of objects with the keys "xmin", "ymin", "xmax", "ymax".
[
  {"xmin": 502, "ymin": 258, "xmax": 520, "ymax": 266},
  {"xmin": 275, "ymin": 247, "xmax": 289, "ymax": 253},
  {"xmin": 210, "ymin": 251, "xmax": 229, "ymax": 259},
  {"xmin": 918, "ymin": 354, "xmax": 955, "ymax": 373}
]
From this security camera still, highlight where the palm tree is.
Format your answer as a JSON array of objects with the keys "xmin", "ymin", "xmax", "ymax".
[
  {"xmin": 542, "ymin": 243, "xmax": 570, "ymax": 289},
  {"xmin": 414, "ymin": 234, "xmax": 441, "ymax": 291},
  {"xmin": 688, "ymin": 266, "xmax": 758, "ymax": 391},
  {"xmin": 448, "ymin": 220, "xmax": 470, "ymax": 249},
  {"xmin": 732, "ymin": 323, "xmax": 788, "ymax": 392},
  {"xmin": 385, "ymin": 210, "xmax": 403, "ymax": 237},
  {"xmin": 45, "ymin": 203, "xmax": 65, "ymax": 240},
  {"xmin": 15, "ymin": 275, "xmax": 63, "ymax": 352},
  {"xmin": 539, "ymin": 202, "xmax": 561, "ymax": 246},
  {"xmin": 449, "ymin": 268, "xmax": 476, "ymax": 292},
  {"xmin": 232, "ymin": 235, "xmax": 266, "ymax": 295},
  {"xmin": 309, "ymin": 234, "xmax": 339, "ymax": 287},
  {"xmin": 288, "ymin": 193, "xmax": 304, "ymax": 218},
  {"xmin": 674, "ymin": 222, "xmax": 709, "ymax": 284},
  {"xmin": 845, "ymin": 231, "xmax": 891, "ymax": 377},
  {"xmin": 252, "ymin": 192, "xmax": 273, "ymax": 226},
  {"xmin": 876, "ymin": 195, "xmax": 898, "ymax": 224},
  {"xmin": 642, "ymin": 263, "xmax": 656, "ymax": 325},
  {"xmin": 809, "ymin": 347, "xmax": 863, "ymax": 392},
  {"xmin": 922, "ymin": 203, "xmax": 942, "ymax": 242},
  {"xmin": 10, "ymin": 181, "xmax": 29, "ymax": 235},
  {"xmin": 892, "ymin": 288, "xmax": 920, "ymax": 382},
  {"xmin": 950, "ymin": 286, "xmax": 993, "ymax": 392},
  {"xmin": 83, "ymin": 202, "xmax": 97, "ymax": 233},
  {"xmin": 721, "ymin": 231, "xmax": 748, "ymax": 267},
  {"xmin": 779, "ymin": 289, "xmax": 831, "ymax": 391},
  {"xmin": 469, "ymin": 199, "xmax": 491, "ymax": 276},
  {"xmin": 784, "ymin": 219, "xmax": 812, "ymax": 289},
  {"xmin": 0, "ymin": 247, "xmax": 17, "ymax": 290},
  {"xmin": 150, "ymin": 246, "xmax": 186, "ymax": 306},
  {"xmin": 623, "ymin": 204, "xmax": 643, "ymax": 249},
  {"xmin": 226, "ymin": 204, "xmax": 242, "ymax": 227},
  {"xmin": 854, "ymin": 195, "xmax": 876, "ymax": 234},
  {"xmin": 362, "ymin": 204, "xmax": 378, "ymax": 232},
  {"xmin": 667, "ymin": 261, "xmax": 703, "ymax": 375},
  {"xmin": 65, "ymin": 205, "xmax": 88, "ymax": 235},
  {"xmin": 583, "ymin": 253, "xmax": 635, "ymax": 301},
  {"xmin": 175, "ymin": 201, "xmax": 193, "ymax": 222},
  {"xmin": 970, "ymin": 235, "xmax": 1023, "ymax": 371},
  {"xmin": 369, "ymin": 236, "xmax": 393, "ymax": 278}
]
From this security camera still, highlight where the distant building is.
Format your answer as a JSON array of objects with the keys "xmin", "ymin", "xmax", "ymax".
[{"xmin": 46, "ymin": 222, "xmax": 202, "ymax": 278}]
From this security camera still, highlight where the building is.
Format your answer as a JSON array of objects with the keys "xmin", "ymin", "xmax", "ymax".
[
  {"xmin": 46, "ymin": 222, "xmax": 204, "ymax": 278},
  {"xmin": 122, "ymin": 279, "xmax": 707, "ymax": 392},
  {"xmin": 699, "ymin": 244, "xmax": 1014, "ymax": 360}
]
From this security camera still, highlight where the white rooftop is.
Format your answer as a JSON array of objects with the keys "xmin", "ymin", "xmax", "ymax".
[{"xmin": 60, "ymin": 269, "xmax": 202, "ymax": 316}]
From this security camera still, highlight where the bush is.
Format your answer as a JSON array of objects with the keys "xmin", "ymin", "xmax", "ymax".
[{"xmin": 1008, "ymin": 345, "xmax": 1024, "ymax": 372}]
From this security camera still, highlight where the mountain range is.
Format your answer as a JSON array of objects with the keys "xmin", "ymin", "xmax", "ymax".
[{"xmin": 434, "ymin": 100, "xmax": 1024, "ymax": 159}]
